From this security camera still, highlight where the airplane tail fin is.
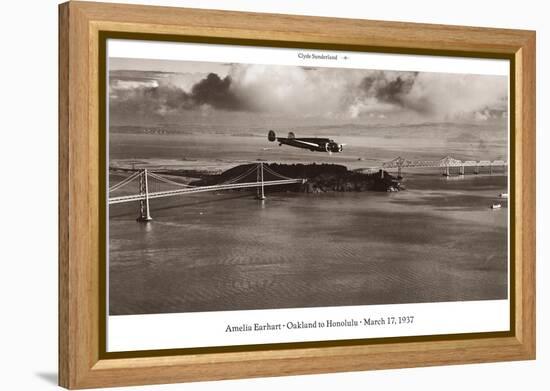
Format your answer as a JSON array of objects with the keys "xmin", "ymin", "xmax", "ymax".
[{"xmin": 268, "ymin": 130, "xmax": 276, "ymax": 142}]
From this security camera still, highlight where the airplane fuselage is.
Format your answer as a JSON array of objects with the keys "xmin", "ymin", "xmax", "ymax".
[
  {"xmin": 278, "ymin": 138, "xmax": 341, "ymax": 152},
  {"xmin": 268, "ymin": 131, "xmax": 344, "ymax": 153}
]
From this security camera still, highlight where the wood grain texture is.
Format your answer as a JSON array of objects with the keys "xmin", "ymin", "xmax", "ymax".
[
  {"xmin": 58, "ymin": 1, "xmax": 536, "ymax": 388},
  {"xmin": 58, "ymin": 3, "xmax": 70, "ymax": 387},
  {"xmin": 516, "ymin": 35, "xmax": 536, "ymax": 354}
]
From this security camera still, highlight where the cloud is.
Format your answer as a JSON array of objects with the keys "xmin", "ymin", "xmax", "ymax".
[
  {"xmin": 189, "ymin": 73, "xmax": 246, "ymax": 110},
  {"xmin": 224, "ymin": 64, "xmax": 352, "ymax": 116},
  {"xmin": 348, "ymin": 70, "xmax": 507, "ymax": 121},
  {"xmin": 109, "ymin": 72, "xmax": 251, "ymax": 120},
  {"xmin": 360, "ymin": 72, "xmax": 417, "ymax": 107},
  {"xmin": 347, "ymin": 71, "xmax": 429, "ymax": 118},
  {"xmin": 111, "ymin": 79, "xmax": 159, "ymax": 90},
  {"xmin": 109, "ymin": 64, "xmax": 508, "ymax": 124}
]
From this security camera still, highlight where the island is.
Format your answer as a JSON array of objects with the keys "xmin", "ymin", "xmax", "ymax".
[{"xmin": 191, "ymin": 163, "xmax": 403, "ymax": 193}]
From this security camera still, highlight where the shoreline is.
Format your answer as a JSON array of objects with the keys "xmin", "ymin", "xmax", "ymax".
[{"xmin": 110, "ymin": 160, "xmax": 405, "ymax": 193}]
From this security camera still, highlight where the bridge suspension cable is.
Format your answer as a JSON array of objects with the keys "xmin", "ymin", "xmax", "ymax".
[
  {"xmin": 109, "ymin": 171, "xmax": 141, "ymax": 193},
  {"xmin": 219, "ymin": 165, "xmax": 259, "ymax": 185},
  {"xmin": 147, "ymin": 172, "xmax": 195, "ymax": 188},
  {"xmin": 262, "ymin": 165, "xmax": 295, "ymax": 181}
]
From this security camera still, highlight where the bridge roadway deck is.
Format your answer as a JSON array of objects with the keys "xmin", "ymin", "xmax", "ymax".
[{"xmin": 109, "ymin": 179, "xmax": 305, "ymax": 205}]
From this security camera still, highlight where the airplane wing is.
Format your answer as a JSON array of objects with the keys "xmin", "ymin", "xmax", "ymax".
[{"xmin": 286, "ymin": 139, "xmax": 320, "ymax": 148}]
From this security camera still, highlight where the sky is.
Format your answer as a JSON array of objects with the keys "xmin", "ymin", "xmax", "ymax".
[{"xmin": 109, "ymin": 58, "xmax": 508, "ymax": 128}]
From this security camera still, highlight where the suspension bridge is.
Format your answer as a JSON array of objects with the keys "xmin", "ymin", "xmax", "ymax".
[
  {"xmin": 109, "ymin": 163, "xmax": 306, "ymax": 221},
  {"xmin": 362, "ymin": 155, "xmax": 507, "ymax": 177}
]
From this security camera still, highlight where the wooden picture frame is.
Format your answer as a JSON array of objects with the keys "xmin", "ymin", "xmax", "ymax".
[{"xmin": 59, "ymin": 1, "xmax": 536, "ymax": 389}]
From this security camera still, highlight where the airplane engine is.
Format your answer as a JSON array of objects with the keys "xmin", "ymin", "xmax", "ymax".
[
  {"xmin": 327, "ymin": 142, "xmax": 342, "ymax": 152},
  {"xmin": 268, "ymin": 130, "xmax": 276, "ymax": 142}
]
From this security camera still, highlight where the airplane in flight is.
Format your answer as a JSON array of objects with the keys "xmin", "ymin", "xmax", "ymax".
[{"xmin": 267, "ymin": 130, "xmax": 345, "ymax": 153}]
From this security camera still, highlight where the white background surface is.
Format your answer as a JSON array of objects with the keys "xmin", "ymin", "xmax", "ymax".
[
  {"xmin": 0, "ymin": 0, "xmax": 546, "ymax": 390},
  {"xmin": 109, "ymin": 301, "xmax": 510, "ymax": 352},
  {"xmin": 108, "ymin": 39, "xmax": 511, "ymax": 74}
]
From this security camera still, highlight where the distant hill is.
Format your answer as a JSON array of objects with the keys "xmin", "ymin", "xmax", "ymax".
[{"xmin": 193, "ymin": 163, "xmax": 402, "ymax": 193}]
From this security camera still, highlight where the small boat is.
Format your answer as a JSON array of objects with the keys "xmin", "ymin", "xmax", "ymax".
[
  {"xmin": 491, "ymin": 203, "xmax": 502, "ymax": 209},
  {"xmin": 499, "ymin": 193, "xmax": 508, "ymax": 198}
]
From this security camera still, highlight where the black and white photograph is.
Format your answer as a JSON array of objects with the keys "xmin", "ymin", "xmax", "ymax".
[
  {"xmin": 3, "ymin": 0, "xmax": 545, "ymax": 389},
  {"xmin": 106, "ymin": 41, "xmax": 509, "ymax": 348}
]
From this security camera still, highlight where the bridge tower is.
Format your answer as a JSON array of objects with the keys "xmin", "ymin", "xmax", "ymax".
[
  {"xmin": 256, "ymin": 163, "xmax": 266, "ymax": 200},
  {"xmin": 137, "ymin": 169, "xmax": 153, "ymax": 222}
]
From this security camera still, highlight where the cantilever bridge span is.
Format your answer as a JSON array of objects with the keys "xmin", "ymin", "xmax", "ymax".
[
  {"xmin": 364, "ymin": 155, "xmax": 508, "ymax": 177},
  {"xmin": 108, "ymin": 163, "xmax": 306, "ymax": 221}
]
